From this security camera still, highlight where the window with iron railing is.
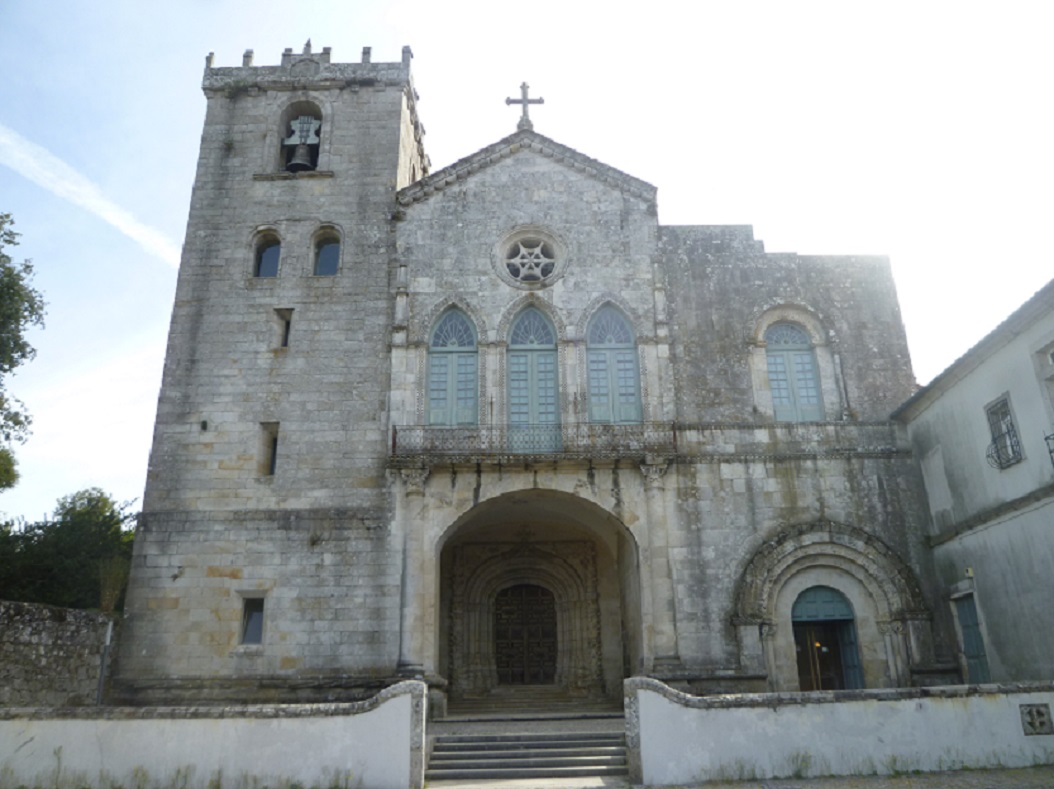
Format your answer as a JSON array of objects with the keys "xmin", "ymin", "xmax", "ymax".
[{"xmin": 985, "ymin": 397, "xmax": 1022, "ymax": 469}]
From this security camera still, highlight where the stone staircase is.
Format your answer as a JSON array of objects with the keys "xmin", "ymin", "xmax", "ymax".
[
  {"xmin": 446, "ymin": 686, "xmax": 623, "ymax": 718},
  {"xmin": 426, "ymin": 730, "xmax": 629, "ymax": 782}
]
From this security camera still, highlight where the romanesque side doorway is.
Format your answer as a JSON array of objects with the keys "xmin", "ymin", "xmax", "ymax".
[
  {"xmin": 792, "ymin": 586, "xmax": 863, "ymax": 690},
  {"xmin": 437, "ymin": 489, "xmax": 642, "ymax": 705}
]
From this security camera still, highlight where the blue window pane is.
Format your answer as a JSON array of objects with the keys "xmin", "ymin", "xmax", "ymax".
[
  {"xmin": 255, "ymin": 243, "xmax": 280, "ymax": 278},
  {"xmin": 765, "ymin": 322, "xmax": 823, "ymax": 421},
  {"xmin": 314, "ymin": 241, "xmax": 340, "ymax": 276}
]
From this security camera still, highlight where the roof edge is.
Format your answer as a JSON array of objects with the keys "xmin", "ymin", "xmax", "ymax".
[
  {"xmin": 396, "ymin": 129, "xmax": 657, "ymax": 209},
  {"xmin": 892, "ymin": 277, "xmax": 1054, "ymax": 421}
]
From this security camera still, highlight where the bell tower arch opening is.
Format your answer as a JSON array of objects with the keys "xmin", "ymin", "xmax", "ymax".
[{"xmin": 436, "ymin": 489, "xmax": 642, "ymax": 706}]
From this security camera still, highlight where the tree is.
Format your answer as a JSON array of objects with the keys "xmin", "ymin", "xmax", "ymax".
[
  {"xmin": 0, "ymin": 488, "xmax": 136, "ymax": 611},
  {"xmin": 0, "ymin": 213, "xmax": 46, "ymax": 490}
]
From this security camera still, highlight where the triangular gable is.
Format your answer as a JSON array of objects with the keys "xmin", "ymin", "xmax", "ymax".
[{"xmin": 396, "ymin": 129, "xmax": 657, "ymax": 209}]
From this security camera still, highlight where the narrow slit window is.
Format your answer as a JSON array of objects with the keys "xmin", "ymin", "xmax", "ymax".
[
  {"xmin": 275, "ymin": 308, "xmax": 293, "ymax": 348},
  {"xmin": 261, "ymin": 422, "xmax": 280, "ymax": 476},
  {"xmin": 241, "ymin": 597, "xmax": 265, "ymax": 645}
]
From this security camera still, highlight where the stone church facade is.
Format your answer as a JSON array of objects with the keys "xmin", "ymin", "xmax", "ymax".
[{"xmin": 114, "ymin": 44, "xmax": 959, "ymax": 706}]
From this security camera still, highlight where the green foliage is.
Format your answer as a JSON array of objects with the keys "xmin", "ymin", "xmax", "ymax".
[
  {"xmin": 0, "ymin": 446, "xmax": 16, "ymax": 491},
  {"xmin": 0, "ymin": 213, "xmax": 46, "ymax": 490},
  {"xmin": 0, "ymin": 488, "xmax": 136, "ymax": 610}
]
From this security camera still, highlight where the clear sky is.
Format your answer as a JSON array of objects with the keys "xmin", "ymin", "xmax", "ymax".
[{"xmin": 1, "ymin": 0, "xmax": 1051, "ymax": 521}]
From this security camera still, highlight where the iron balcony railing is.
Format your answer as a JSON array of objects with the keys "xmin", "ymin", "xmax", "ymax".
[
  {"xmin": 391, "ymin": 421, "xmax": 677, "ymax": 461},
  {"xmin": 986, "ymin": 426, "xmax": 1023, "ymax": 469}
]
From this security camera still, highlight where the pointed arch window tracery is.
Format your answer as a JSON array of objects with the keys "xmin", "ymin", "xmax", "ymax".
[
  {"xmin": 428, "ymin": 310, "xmax": 478, "ymax": 426},
  {"xmin": 507, "ymin": 307, "xmax": 560, "ymax": 451},
  {"xmin": 586, "ymin": 306, "xmax": 641, "ymax": 424}
]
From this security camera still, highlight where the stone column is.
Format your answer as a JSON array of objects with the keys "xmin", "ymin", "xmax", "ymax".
[
  {"xmin": 640, "ymin": 458, "xmax": 680, "ymax": 669},
  {"xmin": 397, "ymin": 466, "xmax": 429, "ymax": 676}
]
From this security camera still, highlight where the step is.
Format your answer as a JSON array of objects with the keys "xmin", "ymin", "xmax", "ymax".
[
  {"xmin": 426, "ymin": 765, "xmax": 630, "ymax": 781},
  {"xmin": 426, "ymin": 730, "xmax": 629, "ymax": 781},
  {"xmin": 432, "ymin": 750, "xmax": 625, "ymax": 760},
  {"xmin": 434, "ymin": 732, "xmax": 623, "ymax": 745},
  {"xmin": 430, "ymin": 753, "xmax": 626, "ymax": 768},
  {"xmin": 433, "ymin": 741, "xmax": 624, "ymax": 754}
]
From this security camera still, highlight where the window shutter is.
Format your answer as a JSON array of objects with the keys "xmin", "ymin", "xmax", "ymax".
[
  {"xmin": 588, "ymin": 351, "xmax": 612, "ymax": 422},
  {"xmin": 615, "ymin": 349, "xmax": 642, "ymax": 423},
  {"xmin": 454, "ymin": 354, "xmax": 478, "ymax": 425},
  {"xmin": 767, "ymin": 353, "xmax": 796, "ymax": 421},
  {"xmin": 428, "ymin": 355, "xmax": 450, "ymax": 425},
  {"xmin": 792, "ymin": 351, "xmax": 823, "ymax": 421}
]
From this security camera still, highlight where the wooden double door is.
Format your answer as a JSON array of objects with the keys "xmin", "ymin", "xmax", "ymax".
[{"xmin": 494, "ymin": 584, "xmax": 557, "ymax": 685}]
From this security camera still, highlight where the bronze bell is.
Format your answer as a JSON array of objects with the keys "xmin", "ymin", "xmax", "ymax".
[{"xmin": 286, "ymin": 144, "xmax": 314, "ymax": 172}]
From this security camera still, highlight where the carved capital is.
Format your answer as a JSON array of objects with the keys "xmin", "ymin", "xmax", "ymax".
[
  {"xmin": 759, "ymin": 621, "xmax": 778, "ymax": 640},
  {"xmin": 877, "ymin": 619, "xmax": 905, "ymax": 635},
  {"xmin": 640, "ymin": 459, "xmax": 669, "ymax": 489},
  {"xmin": 400, "ymin": 467, "xmax": 430, "ymax": 495}
]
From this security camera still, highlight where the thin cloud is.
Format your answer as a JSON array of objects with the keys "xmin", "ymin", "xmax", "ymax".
[{"xmin": 0, "ymin": 123, "xmax": 181, "ymax": 267}]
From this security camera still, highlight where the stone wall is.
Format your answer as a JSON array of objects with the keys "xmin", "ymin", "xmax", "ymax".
[
  {"xmin": 0, "ymin": 600, "xmax": 117, "ymax": 707},
  {"xmin": 115, "ymin": 508, "xmax": 401, "ymax": 703},
  {"xmin": 662, "ymin": 226, "xmax": 917, "ymax": 422},
  {"xmin": 626, "ymin": 677, "xmax": 1054, "ymax": 784}
]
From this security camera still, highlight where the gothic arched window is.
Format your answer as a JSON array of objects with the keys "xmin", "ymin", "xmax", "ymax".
[
  {"xmin": 586, "ymin": 307, "xmax": 641, "ymax": 424},
  {"xmin": 507, "ymin": 308, "xmax": 560, "ymax": 451},
  {"xmin": 765, "ymin": 322, "xmax": 823, "ymax": 422},
  {"xmin": 428, "ymin": 310, "xmax": 478, "ymax": 426}
]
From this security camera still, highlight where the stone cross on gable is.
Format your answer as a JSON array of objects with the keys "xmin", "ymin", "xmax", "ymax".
[{"xmin": 506, "ymin": 82, "xmax": 544, "ymax": 131}]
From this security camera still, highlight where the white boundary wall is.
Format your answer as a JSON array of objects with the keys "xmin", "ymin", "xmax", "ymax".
[
  {"xmin": 0, "ymin": 680, "xmax": 426, "ymax": 789},
  {"xmin": 625, "ymin": 677, "xmax": 1054, "ymax": 784}
]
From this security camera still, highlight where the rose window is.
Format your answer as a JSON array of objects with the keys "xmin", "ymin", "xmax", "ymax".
[{"xmin": 505, "ymin": 239, "xmax": 556, "ymax": 283}]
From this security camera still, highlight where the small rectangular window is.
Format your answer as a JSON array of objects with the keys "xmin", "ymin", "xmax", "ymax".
[
  {"xmin": 241, "ymin": 597, "xmax": 265, "ymax": 645},
  {"xmin": 260, "ymin": 422, "xmax": 280, "ymax": 476},
  {"xmin": 274, "ymin": 308, "xmax": 293, "ymax": 348},
  {"xmin": 985, "ymin": 397, "xmax": 1022, "ymax": 469}
]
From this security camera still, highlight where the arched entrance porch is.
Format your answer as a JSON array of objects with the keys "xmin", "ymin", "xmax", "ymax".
[{"xmin": 437, "ymin": 489, "xmax": 642, "ymax": 704}]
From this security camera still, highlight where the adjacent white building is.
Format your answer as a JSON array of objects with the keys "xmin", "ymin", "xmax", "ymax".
[{"xmin": 894, "ymin": 279, "xmax": 1054, "ymax": 683}]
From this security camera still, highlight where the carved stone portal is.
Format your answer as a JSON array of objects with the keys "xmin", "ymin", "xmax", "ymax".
[{"xmin": 447, "ymin": 540, "xmax": 603, "ymax": 699}]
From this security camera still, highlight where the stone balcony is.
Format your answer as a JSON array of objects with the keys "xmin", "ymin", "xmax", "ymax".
[
  {"xmin": 388, "ymin": 421, "xmax": 908, "ymax": 468},
  {"xmin": 389, "ymin": 422, "xmax": 677, "ymax": 467}
]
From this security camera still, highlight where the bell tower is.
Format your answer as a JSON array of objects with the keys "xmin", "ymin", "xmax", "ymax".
[{"xmin": 116, "ymin": 45, "xmax": 429, "ymax": 702}]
